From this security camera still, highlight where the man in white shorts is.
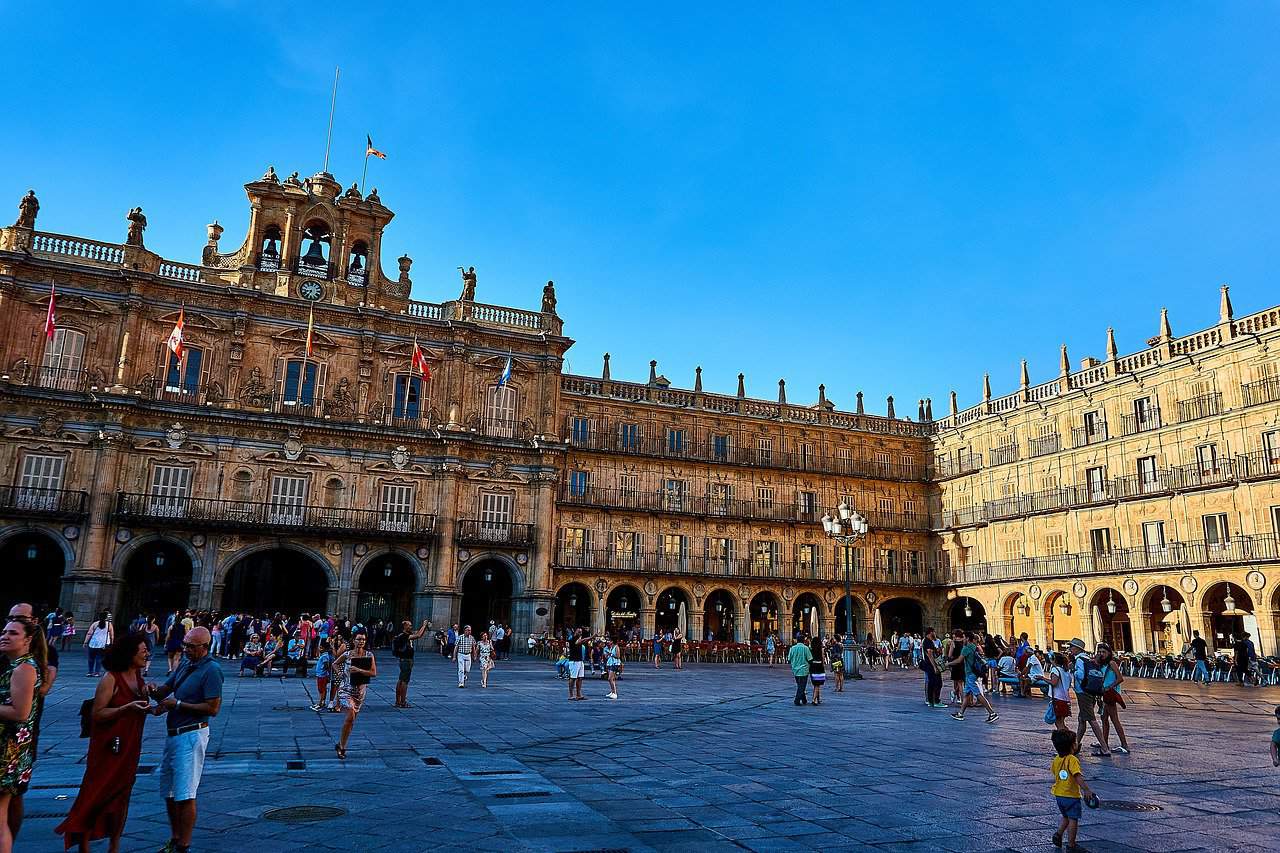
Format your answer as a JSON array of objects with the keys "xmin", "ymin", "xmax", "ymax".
[
  {"xmin": 567, "ymin": 628, "xmax": 587, "ymax": 700},
  {"xmin": 151, "ymin": 626, "xmax": 223, "ymax": 853}
]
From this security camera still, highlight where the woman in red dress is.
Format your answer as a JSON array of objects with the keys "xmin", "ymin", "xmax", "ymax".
[{"xmin": 56, "ymin": 632, "xmax": 153, "ymax": 853}]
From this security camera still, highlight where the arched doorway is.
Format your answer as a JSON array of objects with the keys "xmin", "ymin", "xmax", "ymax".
[
  {"xmin": 749, "ymin": 592, "xmax": 780, "ymax": 642},
  {"xmin": 878, "ymin": 597, "xmax": 924, "ymax": 639},
  {"xmin": 1202, "ymin": 581, "xmax": 1255, "ymax": 652},
  {"xmin": 1141, "ymin": 584, "xmax": 1186, "ymax": 654},
  {"xmin": 460, "ymin": 560, "xmax": 514, "ymax": 633},
  {"xmin": 1089, "ymin": 587, "xmax": 1131, "ymax": 651},
  {"xmin": 0, "ymin": 531, "xmax": 66, "ymax": 615},
  {"xmin": 118, "ymin": 540, "xmax": 194, "ymax": 627},
  {"xmin": 791, "ymin": 593, "xmax": 822, "ymax": 639},
  {"xmin": 1003, "ymin": 593, "xmax": 1035, "ymax": 642},
  {"xmin": 222, "ymin": 548, "xmax": 330, "ymax": 616},
  {"xmin": 655, "ymin": 587, "xmax": 689, "ymax": 635},
  {"xmin": 356, "ymin": 554, "xmax": 418, "ymax": 627},
  {"xmin": 605, "ymin": 585, "xmax": 640, "ymax": 638},
  {"xmin": 1043, "ymin": 590, "xmax": 1080, "ymax": 651},
  {"xmin": 703, "ymin": 589, "xmax": 737, "ymax": 642},
  {"xmin": 949, "ymin": 596, "xmax": 986, "ymax": 633},
  {"xmin": 554, "ymin": 582, "xmax": 592, "ymax": 633},
  {"xmin": 833, "ymin": 594, "xmax": 865, "ymax": 642}
]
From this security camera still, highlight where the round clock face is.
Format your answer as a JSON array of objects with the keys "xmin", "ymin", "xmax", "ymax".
[{"xmin": 299, "ymin": 280, "xmax": 324, "ymax": 301}]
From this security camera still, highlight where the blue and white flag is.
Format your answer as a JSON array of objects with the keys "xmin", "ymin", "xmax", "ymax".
[{"xmin": 497, "ymin": 356, "xmax": 512, "ymax": 387}]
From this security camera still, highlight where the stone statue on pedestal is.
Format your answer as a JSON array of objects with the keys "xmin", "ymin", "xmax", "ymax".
[
  {"xmin": 125, "ymin": 207, "xmax": 147, "ymax": 246},
  {"xmin": 15, "ymin": 190, "xmax": 38, "ymax": 228}
]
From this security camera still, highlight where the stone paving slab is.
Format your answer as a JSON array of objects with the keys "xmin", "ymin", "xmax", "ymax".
[{"xmin": 16, "ymin": 650, "xmax": 1280, "ymax": 852}]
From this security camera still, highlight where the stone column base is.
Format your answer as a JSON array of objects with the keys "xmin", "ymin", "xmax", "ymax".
[{"xmin": 61, "ymin": 574, "xmax": 120, "ymax": 621}]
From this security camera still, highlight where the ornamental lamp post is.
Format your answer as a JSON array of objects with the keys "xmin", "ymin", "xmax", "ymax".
[{"xmin": 821, "ymin": 501, "xmax": 869, "ymax": 679}]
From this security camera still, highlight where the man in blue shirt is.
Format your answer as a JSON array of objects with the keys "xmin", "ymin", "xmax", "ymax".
[{"xmin": 150, "ymin": 626, "xmax": 224, "ymax": 853}]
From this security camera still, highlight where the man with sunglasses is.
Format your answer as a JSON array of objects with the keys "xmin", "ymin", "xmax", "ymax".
[{"xmin": 148, "ymin": 626, "xmax": 223, "ymax": 853}]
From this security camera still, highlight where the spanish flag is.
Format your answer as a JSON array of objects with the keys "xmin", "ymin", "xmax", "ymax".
[{"xmin": 366, "ymin": 135, "xmax": 387, "ymax": 160}]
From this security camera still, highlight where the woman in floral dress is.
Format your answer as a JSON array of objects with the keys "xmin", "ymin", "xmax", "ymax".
[
  {"xmin": 334, "ymin": 633, "xmax": 375, "ymax": 759},
  {"xmin": 0, "ymin": 617, "xmax": 47, "ymax": 853},
  {"xmin": 477, "ymin": 632, "xmax": 494, "ymax": 688}
]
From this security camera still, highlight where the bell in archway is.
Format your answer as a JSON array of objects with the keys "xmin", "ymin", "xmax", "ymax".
[
  {"xmin": 262, "ymin": 237, "xmax": 279, "ymax": 260},
  {"xmin": 349, "ymin": 252, "xmax": 364, "ymax": 272},
  {"xmin": 301, "ymin": 238, "xmax": 326, "ymax": 266}
]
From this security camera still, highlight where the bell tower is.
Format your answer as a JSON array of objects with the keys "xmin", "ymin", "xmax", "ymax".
[{"xmin": 203, "ymin": 166, "xmax": 406, "ymax": 309}]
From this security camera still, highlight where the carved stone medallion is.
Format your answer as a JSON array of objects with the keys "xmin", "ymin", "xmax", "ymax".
[
  {"xmin": 391, "ymin": 445, "xmax": 409, "ymax": 470},
  {"xmin": 1180, "ymin": 574, "xmax": 1198, "ymax": 594},
  {"xmin": 1246, "ymin": 570, "xmax": 1266, "ymax": 590}
]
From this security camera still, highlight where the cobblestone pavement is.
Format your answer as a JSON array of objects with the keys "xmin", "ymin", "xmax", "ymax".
[{"xmin": 20, "ymin": 650, "xmax": 1280, "ymax": 852}]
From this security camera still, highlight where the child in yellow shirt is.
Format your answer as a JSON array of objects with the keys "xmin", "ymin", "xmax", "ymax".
[{"xmin": 1051, "ymin": 729, "xmax": 1098, "ymax": 849}]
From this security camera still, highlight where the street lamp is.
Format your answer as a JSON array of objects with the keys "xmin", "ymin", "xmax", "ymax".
[
  {"xmin": 821, "ymin": 502, "xmax": 869, "ymax": 679},
  {"xmin": 1106, "ymin": 590, "xmax": 1117, "ymax": 615},
  {"xmin": 1160, "ymin": 586, "xmax": 1172, "ymax": 614}
]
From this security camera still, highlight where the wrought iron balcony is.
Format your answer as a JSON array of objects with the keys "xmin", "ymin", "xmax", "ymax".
[
  {"xmin": 114, "ymin": 492, "xmax": 435, "ymax": 539},
  {"xmin": 1237, "ymin": 450, "xmax": 1280, "ymax": 480},
  {"xmin": 1119, "ymin": 407, "xmax": 1161, "ymax": 436},
  {"xmin": 3, "ymin": 363, "xmax": 92, "ymax": 393},
  {"xmin": 0, "ymin": 486, "xmax": 89, "ymax": 521},
  {"xmin": 456, "ymin": 520, "xmax": 535, "ymax": 547},
  {"xmin": 1027, "ymin": 433, "xmax": 1061, "ymax": 458},
  {"xmin": 1071, "ymin": 423, "xmax": 1108, "ymax": 448},
  {"xmin": 1176, "ymin": 393, "xmax": 1222, "ymax": 423},
  {"xmin": 551, "ymin": 548, "xmax": 945, "ymax": 586},
  {"xmin": 933, "ymin": 452, "xmax": 982, "ymax": 479},
  {"xmin": 988, "ymin": 444, "xmax": 1019, "ymax": 466},
  {"xmin": 556, "ymin": 485, "xmax": 824, "ymax": 525},
  {"xmin": 1241, "ymin": 377, "xmax": 1280, "ymax": 408}
]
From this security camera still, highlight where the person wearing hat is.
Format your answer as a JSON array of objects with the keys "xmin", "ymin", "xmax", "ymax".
[{"xmin": 1069, "ymin": 639, "xmax": 1110, "ymax": 756}]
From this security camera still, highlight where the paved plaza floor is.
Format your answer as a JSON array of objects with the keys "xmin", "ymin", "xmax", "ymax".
[{"xmin": 20, "ymin": 650, "xmax": 1280, "ymax": 852}]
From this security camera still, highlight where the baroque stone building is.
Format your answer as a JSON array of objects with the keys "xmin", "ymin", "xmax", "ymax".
[{"xmin": 1, "ymin": 168, "xmax": 1278, "ymax": 654}]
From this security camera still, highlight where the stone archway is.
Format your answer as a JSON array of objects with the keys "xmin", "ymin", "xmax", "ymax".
[
  {"xmin": 1002, "ymin": 591, "xmax": 1036, "ymax": 643},
  {"xmin": 791, "ymin": 592, "xmax": 823, "ymax": 639},
  {"xmin": 605, "ymin": 584, "xmax": 642, "ymax": 637},
  {"xmin": 703, "ymin": 589, "xmax": 737, "ymax": 642},
  {"xmin": 1140, "ymin": 582, "xmax": 1186, "ymax": 654},
  {"xmin": 655, "ymin": 587, "xmax": 690, "ymax": 635},
  {"xmin": 0, "ymin": 528, "xmax": 70, "ymax": 615},
  {"xmin": 879, "ymin": 597, "xmax": 925, "ymax": 638},
  {"xmin": 1042, "ymin": 589, "xmax": 1080, "ymax": 651},
  {"xmin": 221, "ymin": 546, "xmax": 331, "ymax": 616},
  {"xmin": 460, "ymin": 559, "xmax": 517, "ymax": 633},
  {"xmin": 354, "ymin": 552, "xmax": 420, "ymax": 627},
  {"xmin": 117, "ymin": 537, "xmax": 196, "ymax": 626},
  {"xmin": 948, "ymin": 595, "xmax": 986, "ymax": 633},
  {"xmin": 749, "ymin": 591, "xmax": 781, "ymax": 642},
  {"xmin": 1088, "ymin": 586, "xmax": 1131, "ymax": 651},
  {"xmin": 833, "ymin": 594, "xmax": 867, "ymax": 642},
  {"xmin": 554, "ymin": 582, "xmax": 594, "ymax": 632},
  {"xmin": 1201, "ymin": 581, "xmax": 1255, "ymax": 652}
]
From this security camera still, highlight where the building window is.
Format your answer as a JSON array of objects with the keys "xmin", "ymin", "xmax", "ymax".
[
  {"xmin": 756, "ymin": 437, "xmax": 773, "ymax": 464},
  {"xmin": 663, "ymin": 479, "xmax": 686, "ymax": 511},
  {"xmin": 392, "ymin": 375, "xmax": 422, "ymax": 419},
  {"xmin": 1142, "ymin": 521, "xmax": 1166, "ymax": 552},
  {"xmin": 841, "ymin": 545, "xmax": 861, "ymax": 570},
  {"xmin": 1264, "ymin": 429, "xmax": 1280, "ymax": 465},
  {"xmin": 875, "ymin": 451, "xmax": 891, "ymax": 468},
  {"xmin": 756, "ymin": 486, "xmax": 775, "ymax": 509},
  {"xmin": 618, "ymin": 422, "xmax": 639, "ymax": 450},
  {"xmin": 568, "ymin": 470, "xmax": 589, "ymax": 497},
  {"xmin": 570, "ymin": 416, "xmax": 591, "ymax": 444},
  {"xmin": 709, "ymin": 537, "xmax": 735, "ymax": 568},
  {"xmin": 618, "ymin": 474, "xmax": 638, "ymax": 497},
  {"xmin": 662, "ymin": 534, "xmax": 688, "ymax": 567},
  {"xmin": 881, "ymin": 549, "xmax": 897, "ymax": 570},
  {"xmin": 149, "ymin": 465, "xmax": 192, "ymax": 517},
  {"xmin": 907, "ymin": 550, "xmax": 921, "ymax": 572},
  {"xmin": 269, "ymin": 475, "xmax": 307, "ymax": 524},
  {"xmin": 1083, "ymin": 410, "xmax": 1104, "ymax": 438},
  {"xmin": 878, "ymin": 497, "xmax": 893, "ymax": 514},
  {"xmin": 1202, "ymin": 513, "xmax": 1229, "ymax": 547},
  {"xmin": 1044, "ymin": 534, "xmax": 1066, "ymax": 556},
  {"xmin": 165, "ymin": 347, "xmax": 203, "ymax": 393},
  {"xmin": 1132, "ymin": 396, "xmax": 1155, "ymax": 427},
  {"xmin": 1137, "ymin": 456, "xmax": 1159, "ymax": 493},
  {"xmin": 282, "ymin": 360, "xmax": 318, "ymax": 406},
  {"xmin": 563, "ymin": 527, "xmax": 590, "ymax": 554},
  {"xmin": 835, "ymin": 448, "xmax": 853, "ymax": 472},
  {"xmin": 613, "ymin": 531, "xmax": 641, "ymax": 568},
  {"xmin": 797, "ymin": 491, "xmax": 816, "ymax": 519},
  {"xmin": 797, "ymin": 543, "xmax": 817, "ymax": 571},
  {"xmin": 1000, "ymin": 539, "xmax": 1021, "ymax": 561},
  {"xmin": 712, "ymin": 433, "xmax": 731, "ymax": 461},
  {"xmin": 1089, "ymin": 528, "xmax": 1112, "ymax": 555},
  {"xmin": 708, "ymin": 482, "xmax": 733, "ymax": 515},
  {"xmin": 797, "ymin": 443, "xmax": 812, "ymax": 470},
  {"xmin": 379, "ymin": 483, "xmax": 414, "ymax": 532},
  {"xmin": 479, "ymin": 492, "xmax": 513, "ymax": 540},
  {"xmin": 17, "ymin": 454, "xmax": 66, "ymax": 510},
  {"xmin": 1195, "ymin": 443, "xmax": 1219, "ymax": 477},
  {"xmin": 1085, "ymin": 466, "xmax": 1107, "ymax": 502},
  {"xmin": 1271, "ymin": 506, "xmax": 1280, "ymax": 537},
  {"xmin": 485, "ymin": 386, "xmax": 518, "ymax": 438},
  {"xmin": 753, "ymin": 541, "xmax": 778, "ymax": 573},
  {"xmin": 40, "ymin": 327, "xmax": 86, "ymax": 388},
  {"xmin": 666, "ymin": 428, "xmax": 686, "ymax": 454}
]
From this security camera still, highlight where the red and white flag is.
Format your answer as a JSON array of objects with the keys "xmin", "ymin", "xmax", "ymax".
[
  {"xmin": 43, "ymin": 280, "xmax": 56, "ymax": 341},
  {"xmin": 411, "ymin": 338, "xmax": 431, "ymax": 379},
  {"xmin": 366, "ymin": 134, "xmax": 387, "ymax": 160},
  {"xmin": 166, "ymin": 308, "xmax": 185, "ymax": 359}
]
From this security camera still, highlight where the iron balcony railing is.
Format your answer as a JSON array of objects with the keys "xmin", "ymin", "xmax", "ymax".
[
  {"xmin": 0, "ymin": 486, "xmax": 89, "ymax": 520},
  {"xmin": 988, "ymin": 444, "xmax": 1019, "ymax": 466},
  {"xmin": 933, "ymin": 452, "xmax": 982, "ymax": 479},
  {"xmin": 1027, "ymin": 433, "xmax": 1061, "ymax": 458},
  {"xmin": 551, "ymin": 548, "xmax": 945, "ymax": 587},
  {"xmin": 565, "ymin": 423, "xmax": 930, "ymax": 482},
  {"xmin": 1071, "ymin": 422, "xmax": 1108, "ymax": 448},
  {"xmin": 1241, "ymin": 377, "xmax": 1280, "ymax": 408},
  {"xmin": 1177, "ymin": 393, "xmax": 1222, "ymax": 423},
  {"xmin": 1237, "ymin": 450, "xmax": 1280, "ymax": 479},
  {"xmin": 556, "ymin": 485, "xmax": 821, "ymax": 525},
  {"xmin": 6, "ymin": 364, "xmax": 93, "ymax": 393},
  {"xmin": 114, "ymin": 492, "xmax": 436, "ymax": 539},
  {"xmin": 949, "ymin": 532, "xmax": 1280, "ymax": 586},
  {"xmin": 456, "ymin": 520, "xmax": 535, "ymax": 547},
  {"xmin": 1120, "ymin": 406, "xmax": 1161, "ymax": 436}
]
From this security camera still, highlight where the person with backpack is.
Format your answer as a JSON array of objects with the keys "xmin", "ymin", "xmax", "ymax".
[
  {"xmin": 921, "ymin": 627, "xmax": 945, "ymax": 708},
  {"xmin": 391, "ymin": 619, "xmax": 430, "ymax": 709},
  {"xmin": 948, "ymin": 630, "xmax": 998, "ymax": 723},
  {"xmin": 1070, "ymin": 639, "xmax": 1111, "ymax": 756}
]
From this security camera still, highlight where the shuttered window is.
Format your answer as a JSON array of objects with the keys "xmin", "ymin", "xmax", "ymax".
[
  {"xmin": 18, "ymin": 454, "xmax": 66, "ymax": 510},
  {"xmin": 149, "ymin": 465, "xmax": 192, "ymax": 517},
  {"xmin": 269, "ymin": 475, "xmax": 307, "ymax": 524},
  {"xmin": 379, "ymin": 483, "xmax": 414, "ymax": 532}
]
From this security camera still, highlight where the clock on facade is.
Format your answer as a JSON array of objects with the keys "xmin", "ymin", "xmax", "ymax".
[{"xmin": 299, "ymin": 280, "xmax": 324, "ymax": 301}]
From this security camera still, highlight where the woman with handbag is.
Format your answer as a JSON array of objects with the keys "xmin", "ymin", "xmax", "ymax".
[
  {"xmin": 1097, "ymin": 647, "xmax": 1131, "ymax": 755},
  {"xmin": 334, "ymin": 633, "xmax": 376, "ymax": 759},
  {"xmin": 56, "ymin": 633, "xmax": 153, "ymax": 852},
  {"xmin": 84, "ymin": 612, "xmax": 113, "ymax": 678}
]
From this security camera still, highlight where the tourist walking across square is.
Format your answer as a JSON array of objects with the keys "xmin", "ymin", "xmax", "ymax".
[
  {"xmin": 947, "ymin": 630, "xmax": 998, "ymax": 723},
  {"xmin": 788, "ymin": 633, "xmax": 812, "ymax": 706},
  {"xmin": 453, "ymin": 625, "xmax": 477, "ymax": 688}
]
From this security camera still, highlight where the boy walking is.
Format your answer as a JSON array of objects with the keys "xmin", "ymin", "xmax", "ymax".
[
  {"xmin": 1050, "ymin": 729, "xmax": 1098, "ymax": 850},
  {"xmin": 947, "ymin": 630, "xmax": 998, "ymax": 723}
]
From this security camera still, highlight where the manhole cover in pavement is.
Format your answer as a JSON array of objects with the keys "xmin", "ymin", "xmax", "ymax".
[
  {"xmin": 271, "ymin": 705, "xmax": 313, "ymax": 712},
  {"xmin": 470, "ymin": 769, "xmax": 522, "ymax": 776},
  {"xmin": 494, "ymin": 791, "xmax": 551, "ymax": 799},
  {"xmin": 1099, "ymin": 801, "xmax": 1162, "ymax": 812},
  {"xmin": 263, "ymin": 805, "xmax": 347, "ymax": 823},
  {"xmin": 285, "ymin": 760, "xmax": 306, "ymax": 770},
  {"xmin": 423, "ymin": 757, "xmax": 444, "ymax": 766}
]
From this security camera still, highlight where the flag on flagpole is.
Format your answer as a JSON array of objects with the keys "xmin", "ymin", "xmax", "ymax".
[
  {"xmin": 166, "ymin": 308, "xmax": 185, "ymax": 359},
  {"xmin": 366, "ymin": 135, "xmax": 387, "ymax": 160},
  {"xmin": 305, "ymin": 304, "xmax": 315, "ymax": 357},
  {"xmin": 43, "ymin": 280, "xmax": 56, "ymax": 341},
  {"xmin": 411, "ymin": 337, "xmax": 431, "ymax": 379},
  {"xmin": 497, "ymin": 356, "xmax": 512, "ymax": 387}
]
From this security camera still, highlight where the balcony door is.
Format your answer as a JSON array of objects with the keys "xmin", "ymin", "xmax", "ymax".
[
  {"xmin": 165, "ymin": 347, "xmax": 204, "ymax": 395},
  {"xmin": 18, "ymin": 454, "xmax": 65, "ymax": 510},
  {"xmin": 379, "ymin": 483, "xmax": 414, "ymax": 532},
  {"xmin": 40, "ymin": 328, "xmax": 85, "ymax": 388},
  {"xmin": 480, "ymin": 492, "xmax": 513, "ymax": 541},
  {"xmin": 269, "ymin": 475, "xmax": 307, "ymax": 525},
  {"xmin": 485, "ymin": 386, "xmax": 517, "ymax": 438},
  {"xmin": 148, "ymin": 465, "xmax": 192, "ymax": 517}
]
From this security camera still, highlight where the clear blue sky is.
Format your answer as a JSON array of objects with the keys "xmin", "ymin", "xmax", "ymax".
[{"xmin": 5, "ymin": 5, "xmax": 1279, "ymax": 414}]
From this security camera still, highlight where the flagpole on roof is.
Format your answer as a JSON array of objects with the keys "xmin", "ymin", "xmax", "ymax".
[{"xmin": 322, "ymin": 67, "xmax": 340, "ymax": 174}]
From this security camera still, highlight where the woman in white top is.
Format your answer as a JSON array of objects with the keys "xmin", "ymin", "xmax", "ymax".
[
  {"xmin": 83, "ymin": 611, "xmax": 113, "ymax": 677},
  {"xmin": 1047, "ymin": 651, "xmax": 1073, "ymax": 731}
]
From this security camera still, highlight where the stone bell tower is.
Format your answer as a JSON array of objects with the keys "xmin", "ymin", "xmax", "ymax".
[{"xmin": 202, "ymin": 166, "xmax": 408, "ymax": 309}]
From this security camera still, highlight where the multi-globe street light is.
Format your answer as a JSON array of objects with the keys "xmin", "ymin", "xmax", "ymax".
[{"xmin": 821, "ymin": 501, "xmax": 869, "ymax": 679}]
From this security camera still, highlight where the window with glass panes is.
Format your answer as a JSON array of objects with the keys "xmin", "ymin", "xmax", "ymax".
[
  {"xmin": 1142, "ymin": 521, "xmax": 1166, "ymax": 551},
  {"xmin": 1195, "ymin": 444, "xmax": 1219, "ymax": 476},
  {"xmin": 708, "ymin": 537, "xmax": 735, "ymax": 568},
  {"xmin": 618, "ymin": 474, "xmax": 638, "ymax": 497},
  {"xmin": 712, "ymin": 433, "xmax": 731, "ymax": 460},
  {"xmin": 485, "ymin": 386, "xmax": 518, "ymax": 437},
  {"xmin": 1089, "ymin": 528, "xmax": 1111, "ymax": 554},
  {"xmin": 379, "ymin": 483, "xmax": 414, "ymax": 531},
  {"xmin": 18, "ymin": 454, "xmax": 66, "ymax": 509},
  {"xmin": 756, "ymin": 486, "xmax": 774, "ymax": 509},
  {"xmin": 269, "ymin": 475, "xmax": 307, "ymax": 524},
  {"xmin": 753, "ymin": 541, "xmax": 778, "ymax": 572},
  {"xmin": 165, "ymin": 347, "xmax": 203, "ymax": 392},
  {"xmin": 618, "ymin": 422, "xmax": 638, "ymax": 450},
  {"xmin": 797, "ymin": 543, "xmax": 817, "ymax": 570},
  {"xmin": 568, "ymin": 470, "xmax": 589, "ymax": 497},
  {"xmin": 570, "ymin": 416, "xmax": 590, "ymax": 444},
  {"xmin": 708, "ymin": 482, "xmax": 733, "ymax": 514},
  {"xmin": 41, "ymin": 328, "xmax": 85, "ymax": 375},
  {"xmin": 797, "ymin": 491, "xmax": 816, "ymax": 518},
  {"xmin": 562, "ymin": 527, "xmax": 590, "ymax": 556},
  {"xmin": 663, "ymin": 479, "xmax": 686, "ymax": 510},
  {"xmin": 149, "ymin": 465, "xmax": 192, "ymax": 516},
  {"xmin": 392, "ymin": 375, "xmax": 422, "ymax": 418},
  {"xmin": 1137, "ymin": 456, "xmax": 1158, "ymax": 492},
  {"xmin": 613, "ymin": 531, "xmax": 641, "ymax": 567},
  {"xmin": 756, "ymin": 437, "xmax": 772, "ymax": 464},
  {"xmin": 661, "ymin": 534, "xmax": 687, "ymax": 565},
  {"xmin": 1202, "ymin": 513, "xmax": 1229, "ymax": 546},
  {"xmin": 666, "ymin": 428, "xmax": 686, "ymax": 454},
  {"xmin": 1085, "ymin": 466, "xmax": 1106, "ymax": 500},
  {"xmin": 282, "ymin": 361, "xmax": 318, "ymax": 406}
]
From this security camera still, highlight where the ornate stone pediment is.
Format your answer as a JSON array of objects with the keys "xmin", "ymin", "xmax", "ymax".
[
  {"xmin": 155, "ymin": 309, "xmax": 223, "ymax": 332},
  {"xmin": 31, "ymin": 292, "xmax": 111, "ymax": 315},
  {"xmin": 464, "ymin": 456, "xmax": 527, "ymax": 483},
  {"xmin": 272, "ymin": 326, "xmax": 338, "ymax": 351}
]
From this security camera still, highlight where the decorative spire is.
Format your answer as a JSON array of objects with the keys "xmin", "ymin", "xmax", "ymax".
[
  {"xmin": 1159, "ymin": 307, "xmax": 1172, "ymax": 342},
  {"xmin": 1020, "ymin": 360, "xmax": 1029, "ymax": 390},
  {"xmin": 602, "ymin": 352, "xmax": 611, "ymax": 380},
  {"xmin": 778, "ymin": 379, "xmax": 786, "ymax": 405},
  {"xmin": 694, "ymin": 366, "xmax": 703, "ymax": 393},
  {"xmin": 917, "ymin": 399, "xmax": 926, "ymax": 421},
  {"xmin": 949, "ymin": 390, "xmax": 958, "ymax": 416},
  {"xmin": 924, "ymin": 398, "xmax": 933, "ymax": 421},
  {"xmin": 856, "ymin": 391, "xmax": 864, "ymax": 414},
  {"xmin": 886, "ymin": 395, "xmax": 895, "ymax": 419},
  {"xmin": 648, "ymin": 360, "xmax": 658, "ymax": 385},
  {"xmin": 1219, "ymin": 284, "xmax": 1233, "ymax": 323},
  {"xmin": 982, "ymin": 373, "xmax": 992, "ymax": 402},
  {"xmin": 1106, "ymin": 328, "xmax": 1118, "ymax": 361},
  {"xmin": 736, "ymin": 373, "xmax": 745, "ymax": 398},
  {"xmin": 817, "ymin": 384, "xmax": 827, "ymax": 406},
  {"xmin": 1059, "ymin": 344, "xmax": 1070, "ymax": 377}
]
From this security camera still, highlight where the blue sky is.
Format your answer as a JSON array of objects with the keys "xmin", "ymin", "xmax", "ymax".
[{"xmin": 5, "ymin": 4, "xmax": 1279, "ymax": 415}]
